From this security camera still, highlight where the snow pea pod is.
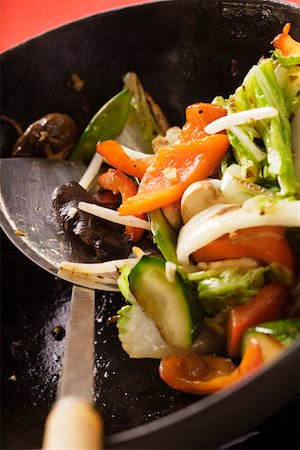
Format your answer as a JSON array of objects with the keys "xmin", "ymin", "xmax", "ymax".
[{"xmin": 70, "ymin": 89, "xmax": 131, "ymax": 163}]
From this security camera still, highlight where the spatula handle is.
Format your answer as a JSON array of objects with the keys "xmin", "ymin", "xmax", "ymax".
[{"xmin": 42, "ymin": 397, "xmax": 102, "ymax": 450}]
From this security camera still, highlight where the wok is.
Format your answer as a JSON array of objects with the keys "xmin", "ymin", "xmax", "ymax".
[{"xmin": 1, "ymin": 0, "xmax": 300, "ymax": 448}]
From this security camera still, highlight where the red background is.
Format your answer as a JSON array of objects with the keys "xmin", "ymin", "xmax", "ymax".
[{"xmin": 1, "ymin": 0, "xmax": 299, "ymax": 53}]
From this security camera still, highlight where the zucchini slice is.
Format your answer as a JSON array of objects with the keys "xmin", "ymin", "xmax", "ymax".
[
  {"xmin": 129, "ymin": 255, "xmax": 203, "ymax": 349},
  {"xmin": 242, "ymin": 319, "xmax": 300, "ymax": 362}
]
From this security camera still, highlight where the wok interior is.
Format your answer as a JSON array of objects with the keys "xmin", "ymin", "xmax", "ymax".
[{"xmin": 1, "ymin": 1, "xmax": 300, "ymax": 449}]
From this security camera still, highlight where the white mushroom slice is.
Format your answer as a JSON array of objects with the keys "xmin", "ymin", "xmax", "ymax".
[
  {"xmin": 181, "ymin": 179, "xmax": 223, "ymax": 224},
  {"xmin": 161, "ymin": 199, "xmax": 182, "ymax": 231}
]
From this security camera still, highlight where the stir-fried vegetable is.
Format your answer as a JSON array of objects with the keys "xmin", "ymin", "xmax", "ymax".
[
  {"xmin": 49, "ymin": 25, "xmax": 300, "ymax": 396},
  {"xmin": 159, "ymin": 340, "xmax": 262, "ymax": 395},
  {"xmin": 192, "ymin": 226, "xmax": 295, "ymax": 271},
  {"xmin": 98, "ymin": 168, "xmax": 146, "ymax": 242},
  {"xmin": 97, "ymin": 140, "xmax": 153, "ymax": 178},
  {"xmin": 226, "ymin": 283, "xmax": 289, "ymax": 356},
  {"xmin": 241, "ymin": 319, "xmax": 300, "ymax": 362},
  {"xmin": 118, "ymin": 104, "xmax": 229, "ymax": 215},
  {"xmin": 71, "ymin": 89, "xmax": 132, "ymax": 163}
]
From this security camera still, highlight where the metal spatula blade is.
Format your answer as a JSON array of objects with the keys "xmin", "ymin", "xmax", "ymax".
[
  {"xmin": 0, "ymin": 157, "xmax": 103, "ymax": 449},
  {"xmin": 0, "ymin": 157, "xmax": 86, "ymax": 275}
]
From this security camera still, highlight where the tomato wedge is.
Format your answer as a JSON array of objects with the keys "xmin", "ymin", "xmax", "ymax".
[
  {"xmin": 273, "ymin": 23, "xmax": 300, "ymax": 57},
  {"xmin": 98, "ymin": 168, "xmax": 146, "ymax": 242},
  {"xmin": 227, "ymin": 283, "xmax": 290, "ymax": 356},
  {"xmin": 159, "ymin": 340, "xmax": 262, "ymax": 395},
  {"xmin": 192, "ymin": 226, "xmax": 295, "ymax": 272}
]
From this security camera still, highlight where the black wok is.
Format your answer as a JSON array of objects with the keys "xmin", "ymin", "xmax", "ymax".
[{"xmin": 1, "ymin": 0, "xmax": 300, "ymax": 448}]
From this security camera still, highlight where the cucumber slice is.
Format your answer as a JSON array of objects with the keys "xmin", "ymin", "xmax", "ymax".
[
  {"xmin": 242, "ymin": 332, "xmax": 283, "ymax": 363},
  {"xmin": 242, "ymin": 319, "xmax": 300, "ymax": 362},
  {"xmin": 253, "ymin": 319, "xmax": 300, "ymax": 346},
  {"xmin": 129, "ymin": 255, "xmax": 203, "ymax": 349}
]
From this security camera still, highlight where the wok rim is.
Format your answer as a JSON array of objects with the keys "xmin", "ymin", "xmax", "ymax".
[{"xmin": 1, "ymin": 0, "xmax": 300, "ymax": 448}]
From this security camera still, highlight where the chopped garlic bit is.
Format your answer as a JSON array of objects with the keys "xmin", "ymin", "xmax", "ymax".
[
  {"xmin": 69, "ymin": 72, "xmax": 85, "ymax": 92},
  {"xmin": 132, "ymin": 246, "xmax": 145, "ymax": 259},
  {"xmin": 67, "ymin": 206, "xmax": 78, "ymax": 219},
  {"xmin": 165, "ymin": 261, "xmax": 177, "ymax": 282},
  {"xmin": 14, "ymin": 229, "xmax": 25, "ymax": 236},
  {"xmin": 162, "ymin": 167, "xmax": 179, "ymax": 183}
]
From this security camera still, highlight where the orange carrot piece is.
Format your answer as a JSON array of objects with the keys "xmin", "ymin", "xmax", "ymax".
[
  {"xmin": 118, "ymin": 135, "xmax": 229, "ymax": 216},
  {"xmin": 96, "ymin": 140, "xmax": 153, "ymax": 179},
  {"xmin": 178, "ymin": 102, "xmax": 227, "ymax": 143},
  {"xmin": 193, "ymin": 226, "xmax": 295, "ymax": 272},
  {"xmin": 273, "ymin": 23, "xmax": 300, "ymax": 56}
]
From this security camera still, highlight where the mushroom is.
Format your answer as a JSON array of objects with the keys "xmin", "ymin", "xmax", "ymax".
[
  {"xmin": 12, "ymin": 113, "xmax": 79, "ymax": 160},
  {"xmin": 181, "ymin": 179, "xmax": 224, "ymax": 224},
  {"xmin": 161, "ymin": 199, "xmax": 183, "ymax": 231},
  {"xmin": 52, "ymin": 181, "xmax": 132, "ymax": 261}
]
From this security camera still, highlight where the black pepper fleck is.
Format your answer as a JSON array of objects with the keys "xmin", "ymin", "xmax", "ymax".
[{"xmin": 51, "ymin": 325, "xmax": 65, "ymax": 341}]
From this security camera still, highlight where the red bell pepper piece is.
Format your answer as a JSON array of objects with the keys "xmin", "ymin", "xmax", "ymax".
[
  {"xmin": 98, "ymin": 168, "xmax": 146, "ymax": 242},
  {"xmin": 226, "ymin": 283, "xmax": 290, "ymax": 356},
  {"xmin": 159, "ymin": 340, "xmax": 262, "ymax": 395}
]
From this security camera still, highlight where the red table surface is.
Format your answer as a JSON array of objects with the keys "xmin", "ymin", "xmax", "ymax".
[{"xmin": 1, "ymin": 0, "xmax": 299, "ymax": 53}]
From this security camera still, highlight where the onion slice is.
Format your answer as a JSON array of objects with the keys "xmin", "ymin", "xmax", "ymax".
[
  {"xmin": 204, "ymin": 107, "xmax": 278, "ymax": 135},
  {"xmin": 78, "ymin": 201, "xmax": 151, "ymax": 230},
  {"xmin": 177, "ymin": 198, "xmax": 300, "ymax": 265},
  {"xmin": 58, "ymin": 258, "xmax": 137, "ymax": 291},
  {"xmin": 120, "ymin": 145, "xmax": 151, "ymax": 160},
  {"xmin": 79, "ymin": 152, "xmax": 103, "ymax": 190}
]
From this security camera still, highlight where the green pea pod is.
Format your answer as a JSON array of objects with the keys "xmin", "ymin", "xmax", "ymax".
[
  {"xmin": 123, "ymin": 72, "xmax": 164, "ymax": 153},
  {"xmin": 70, "ymin": 89, "xmax": 131, "ymax": 163}
]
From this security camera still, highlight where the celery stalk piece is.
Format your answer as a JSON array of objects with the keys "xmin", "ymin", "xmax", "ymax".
[
  {"xmin": 188, "ymin": 263, "xmax": 293, "ymax": 315},
  {"xmin": 226, "ymin": 58, "xmax": 299, "ymax": 195}
]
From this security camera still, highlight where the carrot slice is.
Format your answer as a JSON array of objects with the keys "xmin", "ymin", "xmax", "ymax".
[
  {"xmin": 226, "ymin": 283, "xmax": 289, "ymax": 356},
  {"xmin": 118, "ymin": 135, "xmax": 229, "ymax": 216},
  {"xmin": 97, "ymin": 103, "xmax": 229, "ymax": 216},
  {"xmin": 273, "ymin": 23, "xmax": 300, "ymax": 56},
  {"xmin": 96, "ymin": 140, "xmax": 153, "ymax": 179},
  {"xmin": 193, "ymin": 226, "xmax": 295, "ymax": 272},
  {"xmin": 178, "ymin": 102, "xmax": 227, "ymax": 143}
]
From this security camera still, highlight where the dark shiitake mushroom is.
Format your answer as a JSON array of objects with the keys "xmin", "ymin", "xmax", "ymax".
[
  {"xmin": 52, "ymin": 181, "xmax": 132, "ymax": 261},
  {"xmin": 12, "ymin": 113, "xmax": 79, "ymax": 160}
]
